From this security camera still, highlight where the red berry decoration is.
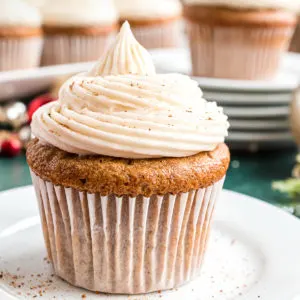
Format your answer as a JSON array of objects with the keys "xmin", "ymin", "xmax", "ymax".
[
  {"xmin": 1, "ymin": 138, "xmax": 22, "ymax": 157},
  {"xmin": 27, "ymin": 94, "xmax": 57, "ymax": 122}
]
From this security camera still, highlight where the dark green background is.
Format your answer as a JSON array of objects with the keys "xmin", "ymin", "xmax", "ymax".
[{"xmin": 0, "ymin": 148, "xmax": 297, "ymax": 206}]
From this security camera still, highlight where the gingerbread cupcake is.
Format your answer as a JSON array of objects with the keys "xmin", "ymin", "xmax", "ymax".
[
  {"xmin": 27, "ymin": 22, "xmax": 230, "ymax": 294},
  {"xmin": 41, "ymin": 0, "xmax": 118, "ymax": 66},
  {"xmin": 0, "ymin": 0, "xmax": 43, "ymax": 71},
  {"xmin": 115, "ymin": 0, "xmax": 182, "ymax": 49},
  {"xmin": 183, "ymin": 0, "xmax": 298, "ymax": 79}
]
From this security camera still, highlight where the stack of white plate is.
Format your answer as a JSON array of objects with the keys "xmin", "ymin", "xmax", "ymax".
[{"xmin": 152, "ymin": 48, "xmax": 300, "ymax": 150}]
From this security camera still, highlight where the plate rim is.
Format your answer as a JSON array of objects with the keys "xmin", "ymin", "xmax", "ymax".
[{"xmin": 0, "ymin": 186, "xmax": 300, "ymax": 300}]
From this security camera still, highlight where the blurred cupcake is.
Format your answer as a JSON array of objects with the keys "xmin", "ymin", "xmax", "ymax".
[
  {"xmin": 41, "ymin": 0, "xmax": 118, "ymax": 66},
  {"xmin": 183, "ymin": 0, "xmax": 298, "ymax": 79},
  {"xmin": 115, "ymin": 0, "xmax": 182, "ymax": 49},
  {"xmin": 0, "ymin": 0, "xmax": 42, "ymax": 71},
  {"xmin": 27, "ymin": 23, "xmax": 230, "ymax": 294}
]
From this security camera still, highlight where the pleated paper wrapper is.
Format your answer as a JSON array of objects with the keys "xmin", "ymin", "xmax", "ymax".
[
  {"xmin": 186, "ymin": 21, "xmax": 295, "ymax": 80},
  {"xmin": 41, "ymin": 32, "xmax": 116, "ymax": 66},
  {"xmin": 31, "ymin": 170, "xmax": 225, "ymax": 294},
  {"xmin": 0, "ymin": 37, "xmax": 43, "ymax": 71},
  {"xmin": 131, "ymin": 20, "xmax": 182, "ymax": 49}
]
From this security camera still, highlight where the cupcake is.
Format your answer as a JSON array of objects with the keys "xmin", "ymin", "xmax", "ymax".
[
  {"xmin": 183, "ymin": 0, "xmax": 298, "ymax": 79},
  {"xmin": 41, "ymin": 0, "xmax": 118, "ymax": 66},
  {"xmin": 27, "ymin": 22, "xmax": 230, "ymax": 294},
  {"xmin": 0, "ymin": 0, "xmax": 43, "ymax": 71},
  {"xmin": 115, "ymin": 0, "xmax": 182, "ymax": 49}
]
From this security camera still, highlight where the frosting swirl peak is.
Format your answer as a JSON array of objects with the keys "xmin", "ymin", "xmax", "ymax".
[
  {"xmin": 31, "ymin": 22, "xmax": 229, "ymax": 159},
  {"xmin": 90, "ymin": 21, "xmax": 155, "ymax": 76}
]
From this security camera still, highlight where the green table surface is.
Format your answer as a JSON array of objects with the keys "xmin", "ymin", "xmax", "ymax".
[{"xmin": 0, "ymin": 148, "xmax": 297, "ymax": 206}]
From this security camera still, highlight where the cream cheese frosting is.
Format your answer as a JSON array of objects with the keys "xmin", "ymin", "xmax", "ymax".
[
  {"xmin": 183, "ymin": 0, "xmax": 300, "ymax": 12},
  {"xmin": 0, "ymin": 0, "xmax": 41, "ymax": 27},
  {"xmin": 25, "ymin": 0, "xmax": 46, "ymax": 9},
  {"xmin": 31, "ymin": 22, "xmax": 229, "ymax": 159},
  {"xmin": 42, "ymin": 0, "xmax": 118, "ymax": 27},
  {"xmin": 115, "ymin": 0, "xmax": 182, "ymax": 20}
]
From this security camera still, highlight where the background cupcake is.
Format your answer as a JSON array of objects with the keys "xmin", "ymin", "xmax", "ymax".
[
  {"xmin": 27, "ymin": 23, "xmax": 230, "ymax": 294},
  {"xmin": 41, "ymin": 0, "xmax": 118, "ymax": 66},
  {"xmin": 115, "ymin": 0, "xmax": 182, "ymax": 49},
  {"xmin": 183, "ymin": 0, "xmax": 298, "ymax": 79},
  {"xmin": 0, "ymin": 0, "xmax": 43, "ymax": 71}
]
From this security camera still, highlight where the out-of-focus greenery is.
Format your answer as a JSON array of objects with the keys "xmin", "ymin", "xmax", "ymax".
[{"xmin": 273, "ymin": 178, "xmax": 300, "ymax": 198}]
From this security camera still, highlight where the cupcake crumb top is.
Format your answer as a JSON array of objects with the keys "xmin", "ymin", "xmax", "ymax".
[
  {"xmin": 27, "ymin": 138, "xmax": 230, "ymax": 196},
  {"xmin": 0, "ymin": 0, "xmax": 41, "ymax": 27}
]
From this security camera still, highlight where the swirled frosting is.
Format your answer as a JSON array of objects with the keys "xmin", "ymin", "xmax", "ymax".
[
  {"xmin": 0, "ymin": 0, "xmax": 41, "ymax": 27},
  {"xmin": 25, "ymin": 0, "xmax": 46, "ymax": 9},
  {"xmin": 31, "ymin": 22, "xmax": 229, "ymax": 159},
  {"xmin": 115, "ymin": 0, "xmax": 182, "ymax": 20},
  {"xmin": 41, "ymin": 0, "xmax": 117, "ymax": 27},
  {"xmin": 183, "ymin": 0, "xmax": 300, "ymax": 11}
]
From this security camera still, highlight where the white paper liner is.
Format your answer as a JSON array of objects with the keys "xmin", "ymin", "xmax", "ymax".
[
  {"xmin": 186, "ymin": 21, "xmax": 295, "ymax": 79},
  {"xmin": 0, "ymin": 36, "xmax": 43, "ymax": 71},
  {"xmin": 131, "ymin": 20, "xmax": 182, "ymax": 49},
  {"xmin": 30, "ymin": 170, "xmax": 225, "ymax": 294},
  {"xmin": 41, "ymin": 32, "xmax": 116, "ymax": 66}
]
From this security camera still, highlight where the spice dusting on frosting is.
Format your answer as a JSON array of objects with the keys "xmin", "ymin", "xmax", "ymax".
[{"xmin": 31, "ymin": 22, "xmax": 229, "ymax": 158}]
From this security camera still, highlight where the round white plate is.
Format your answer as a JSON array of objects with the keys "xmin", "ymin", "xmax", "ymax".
[
  {"xmin": 230, "ymin": 119, "xmax": 290, "ymax": 130},
  {"xmin": 224, "ymin": 106, "xmax": 290, "ymax": 118},
  {"xmin": 152, "ymin": 48, "xmax": 300, "ymax": 92},
  {"xmin": 227, "ymin": 131, "xmax": 293, "ymax": 142},
  {"xmin": 203, "ymin": 90, "xmax": 293, "ymax": 105},
  {"xmin": 0, "ymin": 186, "xmax": 300, "ymax": 300},
  {"xmin": 0, "ymin": 61, "xmax": 94, "ymax": 102}
]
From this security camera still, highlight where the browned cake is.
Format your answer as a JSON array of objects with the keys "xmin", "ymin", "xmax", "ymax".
[
  {"xmin": 27, "ymin": 138, "xmax": 230, "ymax": 197},
  {"xmin": 43, "ymin": 24, "xmax": 117, "ymax": 36},
  {"xmin": 0, "ymin": 26, "xmax": 42, "ymax": 38},
  {"xmin": 119, "ymin": 15, "xmax": 180, "ymax": 27},
  {"xmin": 183, "ymin": 6, "xmax": 297, "ymax": 27}
]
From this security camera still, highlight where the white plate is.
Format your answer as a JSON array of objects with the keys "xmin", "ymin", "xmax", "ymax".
[
  {"xmin": 0, "ymin": 186, "xmax": 300, "ymax": 300},
  {"xmin": 0, "ymin": 61, "xmax": 94, "ymax": 102},
  {"xmin": 230, "ymin": 119, "xmax": 290, "ymax": 130},
  {"xmin": 203, "ymin": 90, "xmax": 293, "ymax": 105},
  {"xmin": 227, "ymin": 131, "xmax": 293, "ymax": 142},
  {"xmin": 224, "ymin": 106, "xmax": 290, "ymax": 118},
  {"xmin": 152, "ymin": 48, "xmax": 300, "ymax": 92}
]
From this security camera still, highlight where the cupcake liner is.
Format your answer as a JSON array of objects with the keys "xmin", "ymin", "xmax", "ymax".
[
  {"xmin": 30, "ymin": 170, "xmax": 225, "ymax": 294},
  {"xmin": 41, "ymin": 32, "xmax": 116, "ymax": 66},
  {"xmin": 0, "ymin": 36, "xmax": 43, "ymax": 71},
  {"xmin": 186, "ymin": 21, "xmax": 295, "ymax": 79},
  {"xmin": 289, "ymin": 20, "xmax": 300, "ymax": 52},
  {"xmin": 131, "ymin": 20, "xmax": 182, "ymax": 49}
]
